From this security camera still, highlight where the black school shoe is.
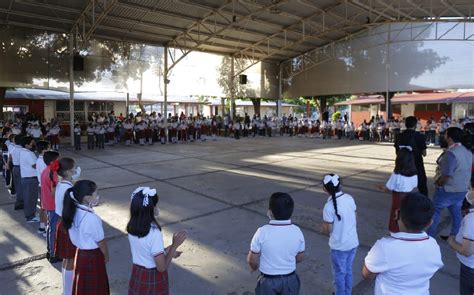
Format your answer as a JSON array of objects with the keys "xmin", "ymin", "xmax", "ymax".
[{"xmin": 14, "ymin": 204, "xmax": 24, "ymax": 210}]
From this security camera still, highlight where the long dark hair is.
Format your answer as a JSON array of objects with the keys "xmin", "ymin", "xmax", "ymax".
[
  {"xmin": 126, "ymin": 190, "xmax": 160, "ymax": 238},
  {"xmin": 394, "ymin": 148, "xmax": 417, "ymax": 177},
  {"xmin": 447, "ymin": 127, "xmax": 472, "ymax": 150},
  {"xmin": 323, "ymin": 174, "xmax": 342, "ymax": 221},
  {"xmin": 50, "ymin": 157, "xmax": 74, "ymax": 183},
  {"xmin": 62, "ymin": 180, "xmax": 98, "ymax": 230}
]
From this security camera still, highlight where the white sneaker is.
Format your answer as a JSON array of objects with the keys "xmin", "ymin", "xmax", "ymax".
[{"xmin": 26, "ymin": 217, "xmax": 40, "ymax": 223}]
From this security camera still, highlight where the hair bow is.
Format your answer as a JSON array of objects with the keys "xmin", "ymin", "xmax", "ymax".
[
  {"xmin": 399, "ymin": 145, "xmax": 413, "ymax": 152},
  {"xmin": 50, "ymin": 160, "xmax": 60, "ymax": 172},
  {"xmin": 323, "ymin": 174, "xmax": 340, "ymax": 186},
  {"xmin": 131, "ymin": 186, "xmax": 157, "ymax": 207}
]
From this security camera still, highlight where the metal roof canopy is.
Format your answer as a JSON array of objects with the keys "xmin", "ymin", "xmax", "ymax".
[{"xmin": 2, "ymin": 0, "xmax": 473, "ymax": 72}]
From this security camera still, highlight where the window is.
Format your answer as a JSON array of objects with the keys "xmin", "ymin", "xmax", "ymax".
[
  {"xmin": 56, "ymin": 101, "xmax": 69, "ymax": 111},
  {"xmin": 415, "ymin": 104, "xmax": 426, "ymax": 111},
  {"xmin": 352, "ymin": 105, "xmax": 370, "ymax": 112},
  {"xmin": 439, "ymin": 103, "xmax": 451, "ymax": 112},
  {"xmin": 426, "ymin": 104, "xmax": 439, "ymax": 111}
]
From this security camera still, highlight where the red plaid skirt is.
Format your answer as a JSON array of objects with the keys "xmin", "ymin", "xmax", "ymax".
[
  {"xmin": 137, "ymin": 130, "xmax": 146, "ymax": 139},
  {"xmin": 129, "ymin": 264, "xmax": 169, "ymax": 295},
  {"xmin": 211, "ymin": 126, "xmax": 217, "ymax": 134},
  {"xmin": 55, "ymin": 219, "xmax": 76, "ymax": 259},
  {"xmin": 389, "ymin": 191, "xmax": 408, "ymax": 232},
  {"xmin": 51, "ymin": 135, "xmax": 60, "ymax": 145},
  {"xmin": 125, "ymin": 130, "xmax": 133, "ymax": 140},
  {"xmin": 73, "ymin": 248, "xmax": 109, "ymax": 295},
  {"xmin": 159, "ymin": 129, "xmax": 166, "ymax": 137},
  {"xmin": 106, "ymin": 132, "xmax": 115, "ymax": 141},
  {"xmin": 145, "ymin": 129, "xmax": 153, "ymax": 138}
]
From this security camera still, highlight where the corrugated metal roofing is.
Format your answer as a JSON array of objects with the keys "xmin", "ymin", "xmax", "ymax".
[{"xmin": 1, "ymin": 0, "xmax": 473, "ymax": 63}]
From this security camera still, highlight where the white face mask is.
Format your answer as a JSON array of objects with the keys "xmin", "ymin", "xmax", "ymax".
[
  {"xmin": 89, "ymin": 194, "xmax": 100, "ymax": 207},
  {"xmin": 154, "ymin": 206, "xmax": 160, "ymax": 217},
  {"xmin": 71, "ymin": 166, "xmax": 81, "ymax": 181}
]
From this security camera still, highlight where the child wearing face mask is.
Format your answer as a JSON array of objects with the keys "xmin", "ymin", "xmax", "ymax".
[
  {"xmin": 52, "ymin": 157, "xmax": 81, "ymax": 295},
  {"xmin": 63, "ymin": 180, "xmax": 109, "ymax": 294},
  {"xmin": 127, "ymin": 187, "xmax": 187, "ymax": 294}
]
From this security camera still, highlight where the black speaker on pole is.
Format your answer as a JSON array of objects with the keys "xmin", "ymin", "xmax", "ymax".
[
  {"xmin": 73, "ymin": 53, "xmax": 84, "ymax": 71},
  {"xmin": 239, "ymin": 74, "xmax": 247, "ymax": 84}
]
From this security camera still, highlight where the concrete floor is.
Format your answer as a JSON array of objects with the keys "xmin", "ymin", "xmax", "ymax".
[{"xmin": 0, "ymin": 136, "xmax": 460, "ymax": 295}]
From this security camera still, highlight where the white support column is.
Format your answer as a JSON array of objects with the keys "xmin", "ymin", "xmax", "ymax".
[
  {"xmin": 164, "ymin": 46, "xmax": 169, "ymax": 119},
  {"xmin": 230, "ymin": 56, "xmax": 235, "ymax": 119},
  {"xmin": 68, "ymin": 34, "xmax": 75, "ymax": 147},
  {"xmin": 385, "ymin": 23, "xmax": 391, "ymax": 120}
]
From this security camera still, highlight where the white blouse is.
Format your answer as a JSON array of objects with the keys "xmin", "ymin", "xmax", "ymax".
[
  {"xmin": 69, "ymin": 204, "xmax": 104, "ymax": 250},
  {"xmin": 128, "ymin": 225, "xmax": 165, "ymax": 269},
  {"xmin": 385, "ymin": 173, "xmax": 418, "ymax": 193}
]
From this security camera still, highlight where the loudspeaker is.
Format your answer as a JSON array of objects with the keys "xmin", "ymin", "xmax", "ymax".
[
  {"xmin": 239, "ymin": 74, "xmax": 247, "ymax": 84},
  {"xmin": 73, "ymin": 54, "xmax": 84, "ymax": 71}
]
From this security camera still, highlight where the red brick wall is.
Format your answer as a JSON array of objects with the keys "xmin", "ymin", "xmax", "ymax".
[
  {"xmin": 351, "ymin": 111, "xmax": 370, "ymax": 126},
  {"xmin": 414, "ymin": 111, "xmax": 451, "ymax": 125}
]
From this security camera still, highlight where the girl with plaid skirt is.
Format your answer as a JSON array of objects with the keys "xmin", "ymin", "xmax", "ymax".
[
  {"xmin": 126, "ymin": 187, "xmax": 187, "ymax": 295},
  {"xmin": 54, "ymin": 157, "xmax": 81, "ymax": 294},
  {"xmin": 63, "ymin": 180, "xmax": 109, "ymax": 295}
]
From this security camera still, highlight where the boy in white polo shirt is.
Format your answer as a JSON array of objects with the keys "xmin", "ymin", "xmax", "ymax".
[
  {"xmin": 19, "ymin": 136, "xmax": 39, "ymax": 223},
  {"xmin": 446, "ymin": 191, "xmax": 474, "ymax": 295},
  {"xmin": 363, "ymin": 193, "xmax": 443, "ymax": 295},
  {"xmin": 247, "ymin": 192, "xmax": 305, "ymax": 295}
]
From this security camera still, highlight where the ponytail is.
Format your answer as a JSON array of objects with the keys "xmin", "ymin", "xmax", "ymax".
[
  {"xmin": 62, "ymin": 180, "xmax": 97, "ymax": 230},
  {"xmin": 323, "ymin": 174, "xmax": 342, "ymax": 221},
  {"xmin": 331, "ymin": 191, "xmax": 341, "ymax": 221}
]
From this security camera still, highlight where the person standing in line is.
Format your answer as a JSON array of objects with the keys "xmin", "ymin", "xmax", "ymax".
[
  {"xmin": 20, "ymin": 136, "xmax": 39, "ymax": 223},
  {"xmin": 445, "ymin": 191, "xmax": 474, "ymax": 295},
  {"xmin": 427, "ymin": 127, "xmax": 472, "ymax": 238},
  {"xmin": 127, "ymin": 187, "xmax": 187, "ymax": 295},
  {"xmin": 378, "ymin": 146, "xmax": 418, "ymax": 233},
  {"xmin": 54, "ymin": 158, "xmax": 80, "ymax": 295},
  {"xmin": 11, "ymin": 135, "xmax": 24, "ymax": 210},
  {"xmin": 63, "ymin": 180, "xmax": 109, "ymax": 295},
  {"xmin": 363, "ymin": 193, "xmax": 443, "ymax": 295},
  {"xmin": 73, "ymin": 123, "xmax": 81, "ymax": 151},
  {"xmin": 394, "ymin": 116, "xmax": 428, "ymax": 196},
  {"xmin": 86, "ymin": 123, "xmax": 95, "ymax": 150},
  {"xmin": 36, "ymin": 140, "xmax": 50, "ymax": 236},
  {"xmin": 40, "ymin": 151, "xmax": 61, "ymax": 263},
  {"xmin": 321, "ymin": 174, "xmax": 359, "ymax": 295},
  {"xmin": 247, "ymin": 192, "xmax": 305, "ymax": 295}
]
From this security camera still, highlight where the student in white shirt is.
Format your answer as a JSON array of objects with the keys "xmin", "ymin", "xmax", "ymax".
[
  {"xmin": 63, "ymin": 180, "xmax": 109, "ymax": 294},
  {"xmin": 127, "ymin": 187, "xmax": 187, "ymax": 294},
  {"xmin": 35, "ymin": 141, "xmax": 50, "ymax": 235},
  {"xmin": 248, "ymin": 192, "xmax": 305, "ymax": 295},
  {"xmin": 12, "ymin": 134, "xmax": 24, "ymax": 210},
  {"xmin": 446, "ymin": 191, "xmax": 474, "ymax": 295},
  {"xmin": 378, "ymin": 146, "xmax": 418, "ymax": 232},
  {"xmin": 321, "ymin": 174, "xmax": 359, "ymax": 295},
  {"xmin": 363, "ymin": 193, "xmax": 443, "ymax": 295},
  {"xmin": 19, "ymin": 136, "xmax": 39, "ymax": 223}
]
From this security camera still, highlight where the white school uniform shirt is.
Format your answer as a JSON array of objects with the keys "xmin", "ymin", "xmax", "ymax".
[
  {"xmin": 36, "ymin": 155, "xmax": 47, "ymax": 186},
  {"xmin": 69, "ymin": 204, "xmax": 104, "ymax": 250},
  {"xmin": 365, "ymin": 232, "xmax": 443, "ymax": 295},
  {"xmin": 250, "ymin": 220, "xmax": 305, "ymax": 275},
  {"xmin": 455, "ymin": 209, "xmax": 474, "ymax": 268},
  {"xmin": 19, "ymin": 148, "xmax": 37, "ymax": 178},
  {"xmin": 30, "ymin": 128, "xmax": 42, "ymax": 138},
  {"xmin": 12, "ymin": 144, "xmax": 22, "ymax": 166},
  {"xmin": 128, "ymin": 224, "xmax": 165, "ymax": 269},
  {"xmin": 323, "ymin": 192, "xmax": 359, "ymax": 251},
  {"xmin": 385, "ymin": 173, "xmax": 418, "ymax": 193},
  {"xmin": 55, "ymin": 180, "xmax": 73, "ymax": 217}
]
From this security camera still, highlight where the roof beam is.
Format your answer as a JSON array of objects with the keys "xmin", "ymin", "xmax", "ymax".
[
  {"xmin": 71, "ymin": 0, "xmax": 118, "ymax": 45},
  {"xmin": 440, "ymin": 0, "xmax": 466, "ymax": 18},
  {"xmin": 4, "ymin": 0, "xmax": 14, "ymax": 23},
  {"xmin": 347, "ymin": 0, "xmax": 397, "ymax": 21},
  {"xmin": 375, "ymin": 0, "xmax": 417, "ymax": 21},
  {"xmin": 405, "ymin": 0, "xmax": 436, "ymax": 18},
  {"xmin": 166, "ymin": 0, "xmax": 288, "ymax": 72}
]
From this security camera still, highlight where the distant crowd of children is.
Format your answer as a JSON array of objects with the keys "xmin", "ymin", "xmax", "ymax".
[{"xmin": 1, "ymin": 114, "xmax": 474, "ymax": 295}]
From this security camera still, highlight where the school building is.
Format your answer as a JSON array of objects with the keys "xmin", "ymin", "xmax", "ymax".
[
  {"xmin": 2, "ymin": 88, "xmax": 293, "ymax": 123},
  {"xmin": 335, "ymin": 92, "xmax": 474, "ymax": 126}
]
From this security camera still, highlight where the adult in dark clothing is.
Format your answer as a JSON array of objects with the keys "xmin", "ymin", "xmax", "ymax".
[{"xmin": 394, "ymin": 116, "xmax": 428, "ymax": 196}]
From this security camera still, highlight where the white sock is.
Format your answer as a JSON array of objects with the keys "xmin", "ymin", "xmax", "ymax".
[
  {"xmin": 62, "ymin": 268, "xmax": 67, "ymax": 294},
  {"xmin": 64, "ymin": 269, "xmax": 74, "ymax": 295}
]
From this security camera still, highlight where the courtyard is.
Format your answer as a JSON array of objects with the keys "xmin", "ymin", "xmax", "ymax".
[{"xmin": 0, "ymin": 137, "xmax": 459, "ymax": 294}]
